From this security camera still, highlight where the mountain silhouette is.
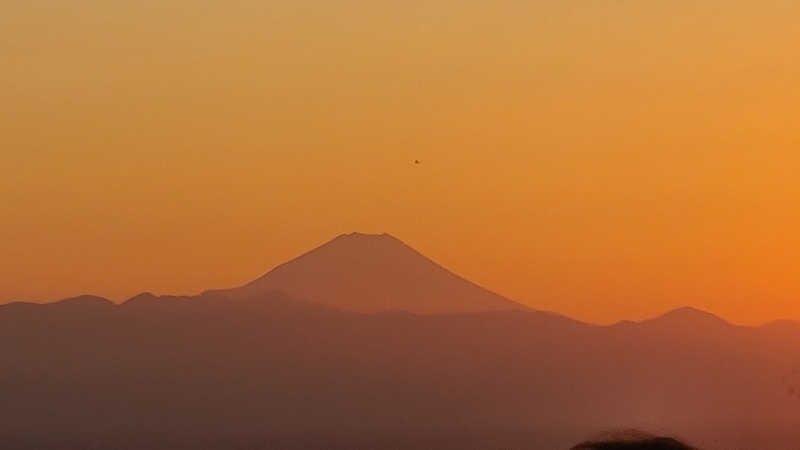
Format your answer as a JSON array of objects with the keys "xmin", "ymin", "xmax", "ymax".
[
  {"xmin": 217, "ymin": 232, "xmax": 526, "ymax": 314},
  {"xmin": 639, "ymin": 306, "xmax": 732, "ymax": 331},
  {"xmin": 2, "ymin": 233, "xmax": 800, "ymax": 450}
]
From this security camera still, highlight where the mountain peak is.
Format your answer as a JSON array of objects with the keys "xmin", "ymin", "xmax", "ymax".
[
  {"xmin": 54, "ymin": 295, "xmax": 113, "ymax": 308},
  {"xmin": 335, "ymin": 232, "xmax": 397, "ymax": 240},
  {"xmin": 327, "ymin": 232, "xmax": 406, "ymax": 248},
  {"xmin": 232, "ymin": 232, "xmax": 526, "ymax": 314},
  {"xmin": 646, "ymin": 306, "xmax": 730, "ymax": 327}
]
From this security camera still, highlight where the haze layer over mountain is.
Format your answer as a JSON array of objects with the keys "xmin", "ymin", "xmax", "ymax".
[
  {"xmin": 3, "ymin": 294, "xmax": 800, "ymax": 450},
  {"xmin": 221, "ymin": 232, "xmax": 525, "ymax": 314}
]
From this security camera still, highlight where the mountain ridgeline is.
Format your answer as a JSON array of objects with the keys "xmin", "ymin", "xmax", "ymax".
[{"xmin": 3, "ymin": 233, "xmax": 800, "ymax": 450}]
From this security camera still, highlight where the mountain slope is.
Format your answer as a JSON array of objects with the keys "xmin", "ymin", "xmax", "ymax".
[{"xmin": 222, "ymin": 232, "xmax": 527, "ymax": 314}]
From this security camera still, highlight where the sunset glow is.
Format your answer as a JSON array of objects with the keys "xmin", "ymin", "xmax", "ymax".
[{"xmin": 3, "ymin": 1, "xmax": 800, "ymax": 325}]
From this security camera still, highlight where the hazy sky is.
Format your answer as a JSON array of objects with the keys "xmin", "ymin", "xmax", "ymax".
[{"xmin": 3, "ymin": 1, "xmax": 800, "ymax": 324}]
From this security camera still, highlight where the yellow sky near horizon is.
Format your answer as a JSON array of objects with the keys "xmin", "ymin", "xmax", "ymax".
[{"xmin": 3, "ymin": 1, "xmax": 800, "ymax": 324}]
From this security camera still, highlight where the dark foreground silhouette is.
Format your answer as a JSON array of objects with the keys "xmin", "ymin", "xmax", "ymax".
[{"xmin": 572, "ymin": 432, "xmax": 697, "ymax": 450}]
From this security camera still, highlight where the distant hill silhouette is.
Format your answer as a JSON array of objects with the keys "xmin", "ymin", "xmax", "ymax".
[
  {"xmin": 216, "ymin": 232, "xmax": 527, "ymax": 314},
  {"xmin": 3, "ymin": 233, "xmax": 800, "ymax": 450}
]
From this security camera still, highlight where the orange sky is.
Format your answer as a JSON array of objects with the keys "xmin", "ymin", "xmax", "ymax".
[{"xmin": 3, "ymin": 1, "xmax": 800, "ymax": 325}]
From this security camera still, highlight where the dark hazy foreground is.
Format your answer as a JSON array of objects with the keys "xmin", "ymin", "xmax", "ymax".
[
  {"xmin": 4, "ymin": 234, "xmax": 800, "ymax": 449},
  {"xmin": 4, "ymin": 293, "xmax": 800, "ymax": 449}
]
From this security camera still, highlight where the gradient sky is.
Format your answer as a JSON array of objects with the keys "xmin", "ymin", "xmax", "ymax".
[{"xmin": 3, "ymin": 1, "xmax": 800, "ymax": 324}]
